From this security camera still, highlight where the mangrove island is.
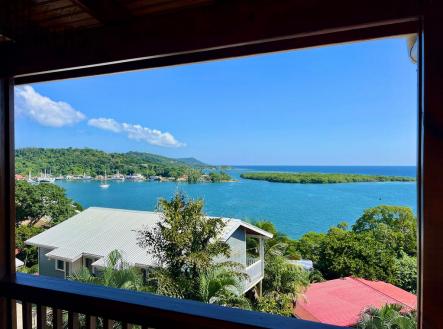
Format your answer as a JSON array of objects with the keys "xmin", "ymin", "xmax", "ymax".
[{"xmin": 240, "ymin": 172, "xmax": 415, "ymax": 184}]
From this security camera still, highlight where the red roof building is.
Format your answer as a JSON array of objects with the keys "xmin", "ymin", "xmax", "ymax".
[
  {"xmin": 294, "ymin": 277, "xmax": 417, "ymax": 327},
  {"xmin": 15, "ymin": 174, "xmax": 25, "ymax": 181}
]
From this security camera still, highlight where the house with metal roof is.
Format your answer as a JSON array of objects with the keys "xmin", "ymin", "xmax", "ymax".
[
  {"xmin": 293, "ymin": 277, "xmax": 417, "ymax": 327},
  {"xmin": 26, "ymin": 207, "xmax": 273, "ymax": 293}
]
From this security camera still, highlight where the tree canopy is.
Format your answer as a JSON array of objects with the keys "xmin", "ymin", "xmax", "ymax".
[
  {"xmin": 357, "ymin": 304, "xmax": 417, "ymax": 329},
  {"xmin": 136, "ymin": 192, "xmax": 242, "ymax": 302},
  {"xmin": 240, "ymin": 172, "xmax": 415, "ymax": 184},
  {"xmin": 295, "ymin": 205, "xmax": 418, "ymax": 292},
  {"xmin": 16, "ymin": 147, "xmax": 202, "ymax": 178},
  {"xmin": 16, "ymin": 180, "xmax": 82, "ymax": 225}
]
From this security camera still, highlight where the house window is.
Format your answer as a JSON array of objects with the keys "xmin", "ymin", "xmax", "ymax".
[{"xmin": 55, "ymin": 260, "xmax": 65, "ymax": 272}]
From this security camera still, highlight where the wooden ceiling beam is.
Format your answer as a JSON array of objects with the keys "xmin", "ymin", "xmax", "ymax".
[
  {"xmin": 70, "ymin": 0, "xmax": 132, "ymax": 24},
  {"xmin": 3, "ymin": 0, "xmax": 422, "ymax": 80}
]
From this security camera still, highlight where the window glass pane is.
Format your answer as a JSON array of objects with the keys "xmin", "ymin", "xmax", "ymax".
[
  {"xmin": 14, "ymin": 36, "xmax": 418, "ymax": 327},
  {"xmin": 56, "ymin": 260, "xmax": 64, "ymax": 271}
]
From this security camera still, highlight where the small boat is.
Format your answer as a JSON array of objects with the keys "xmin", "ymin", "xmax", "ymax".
[
  {"xmin": 27, "ymin": 171, "xmax": 36, "ymax": 184},
  {"xmin": 125, "ymin": 173, "xmax": 145, "ymax": 181},
  {"xmin": 110, "ymin": 170, "xmax": 125, "ymax": 181},
  {"xmin": 37, "ymin": 169, "xmax": 55, "ymax": 183},
  {"xmin": 100, "ymin": 171, "xmax": 110, "ymax": 189},
  {"xmin": 82, "ymin": 173, "xmax": 92, "ymax": 180}
]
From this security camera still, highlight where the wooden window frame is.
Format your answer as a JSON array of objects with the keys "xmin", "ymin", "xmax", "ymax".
[{"xmin": 1, "ymin": 1, "xmax": 442, "ymax": 328}]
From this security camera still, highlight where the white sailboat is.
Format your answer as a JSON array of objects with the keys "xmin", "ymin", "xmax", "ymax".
[
  {"xmin": 27, "ymin": 171, "xmax": 35, "ymax": 184},
  {"xmin": 100, "ymin": 170, "xmax": 110, "ymax": 189},
  {"xmin": 37, "ymin": 169, "xmax": 55, "ymax": 183}
]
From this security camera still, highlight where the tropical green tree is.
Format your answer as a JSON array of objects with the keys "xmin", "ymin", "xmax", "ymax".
[
  {"xmin": 352, "ymin": 205, "xmax": 417, "ymax": 256},
  {"xmin": 256, "ymin": 292, "xmax": 295, "ymax": 317},
  {"xmin": 316, "ymin": 226, "xmax": 397, "ymax": 282},
  {"xmin": 393, "ymin": 252, "xmax": 417, "ymax": 293},
  {"xmin": 357, "ymin": 304, "xmax": 417, "ymax": 329},
  {"xmin": 137, "ymin": 192, "xmax": 243, "ymax": 305},
  {"xmin": 295, "ymin": 206, "xmax": 417, "ymax": 288},
  {"xmin": 296, "ymin": 231, "xmax": 327, "ymax": 263},
  {"xmin": 70, "ymin": 250, "xmax": 145, "ymax": 291},
  {"xmin": 209, "ymin": 171, "xmax": 232, "ymax": 182},
  {"xmin": 198, "ymin": 265, "xmax": 251, "ymax": 309},
  {"xmin": 15, "ymin": 225, "xmax": 44, "ymax": 267},
  {"xmin": 16, "ymin": 180, "xmax": 82, "ymax": 225},
  {"xmin": 256, "ymin": 242, "xmax": 309, "ymax": 316},
  {"xmin": 250, "ymin": 221, "xmax": 300, "ymax": 259}
]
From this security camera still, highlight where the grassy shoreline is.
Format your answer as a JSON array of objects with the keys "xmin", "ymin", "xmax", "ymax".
[{"xmin": 240, "ymin": 172, "xmax": 415, "ymax": 184}]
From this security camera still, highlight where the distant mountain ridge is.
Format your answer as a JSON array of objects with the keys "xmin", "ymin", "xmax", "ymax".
[
  {"xmin": 175, "ymin": 157, "xmax": 209, "ymax": 167},
  {"xmin": 15, "ymin": 147, "xmax": 207, "ymax": 178}
]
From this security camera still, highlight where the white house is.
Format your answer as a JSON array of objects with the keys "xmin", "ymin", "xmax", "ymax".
[{"xmin": 26, "ymin": 207, "xmax": 273, "ymax": 293}]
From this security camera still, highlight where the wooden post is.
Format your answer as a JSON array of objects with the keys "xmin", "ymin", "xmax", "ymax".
[
  {"xmin": 259, "ymin": 238, "xmax": 264, "ymax": 274},
  {"xmin": 421, "ymin": 2, "xmax": 443, "ymax": 328},
  {"xmin": 0, "ymin": 76, "xmax": 16, "ymax": 329}
]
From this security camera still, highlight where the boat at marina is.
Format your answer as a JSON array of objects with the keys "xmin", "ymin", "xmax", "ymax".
[
  {"xmin": 110, "ymin": 171, "xmax": 125, "ymax": 181},
  {"xmin": 27, "ymin": 171, "xmax": 36, "ymax": 184},
  {"xmin": 37, "ymin": 170, "xmax": 55, "ymax": 183},
  {"xmin": 125, "ymin": 173, "xmax": 145, "ymax": 181},
  {"xmin": 100, "ymin": 171, "xmax": 110, "ymax": 189}
]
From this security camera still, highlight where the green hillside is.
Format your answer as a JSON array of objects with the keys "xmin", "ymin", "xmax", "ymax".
[
  {"xmin": 175, "ymin": 157, "xmax": 209, "ymax": 167},
  {"xmin": 15, "ymin": 148, "xmax": 201, "ymax": 178}
]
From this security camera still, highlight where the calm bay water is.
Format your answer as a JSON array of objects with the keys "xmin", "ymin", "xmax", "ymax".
[{"xmin": 56, "ymin": 166, "xmax": 417, "ymax": 238}]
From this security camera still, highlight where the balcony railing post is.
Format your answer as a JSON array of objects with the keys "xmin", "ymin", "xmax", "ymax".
[
  {"xmin": 0, "ymin": 76, "xmax": 15, "ymax": 329},
  {"xmin": 36, "ymin": 305, "xmax": 47, "ymax": 329},
  {"xmin": 86, "ymin": 315, "xmax": 97, "ymax": 329},
  {"xmin": 259, "ymin": 238, "xmax": 265, "ymax": 276},
  {"xmin": 103, "ymin": 318, "xmax": 114, "ymax": 329},
  {"xmin": 52, "ymin": 308, "xmax": 63, "ymax": 329},
  {"xmin": 68, "ymin": 311, "xmax": 79, "ymax": 329},
  {"xmin": 22, "ymin": 302, "xmax": 32, "ymax": 329}
]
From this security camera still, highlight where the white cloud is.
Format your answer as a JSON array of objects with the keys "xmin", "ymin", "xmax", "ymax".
[
  {"xmin": 15, "ymin": 85, "xmax": 86, "ymax": 127},
  {"xmin": 88, "ymin": 117, "xmax": 185, "ymax": 148},
  {"xmin": 88, "ymin": 118, "xmax": 122, "ymax": 133}
]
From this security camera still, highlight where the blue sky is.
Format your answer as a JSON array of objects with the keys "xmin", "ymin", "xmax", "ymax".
[{"xmin": 15, "ymin": 37, "xmax": 417, "ymax": 165}]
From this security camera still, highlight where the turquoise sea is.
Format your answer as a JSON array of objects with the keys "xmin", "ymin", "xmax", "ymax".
[{"xmin": 55, "ymin": 166, "xmax": 417, "ymax": 238}]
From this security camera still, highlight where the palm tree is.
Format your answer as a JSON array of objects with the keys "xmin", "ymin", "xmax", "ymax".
[
  {"xmin": 198, "ymin": 265, "xmax": 251, "ymax": 309},
  {"xmin": 357, "ymin": 304, "xmax": 417, "ymax": 329},
  {"xmin": 70, "ymin": 250, "xmax": 145, "ymax": 291}
]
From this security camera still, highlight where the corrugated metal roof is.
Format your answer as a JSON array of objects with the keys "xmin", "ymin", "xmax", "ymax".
[
  {"xmin": 26, "ymin": 207, "xmax": 272, "ymax": 268},
  {"xmin": 293, "ymin": 277, "xmax": 417, "ymax": 327}
]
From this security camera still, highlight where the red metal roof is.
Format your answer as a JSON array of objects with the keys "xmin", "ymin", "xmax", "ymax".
[{"xmin": 293, "ymin": 277, "xmax": 417, "ymax": 327}]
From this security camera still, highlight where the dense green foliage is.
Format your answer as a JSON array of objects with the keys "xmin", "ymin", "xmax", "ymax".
[
  {"xmin": 70, "ymin": 250, "xmax": 145, "ymax": 291},
  {"xmin": 15, "ymin": 181, "xmax": 82, "ymax": 271},
  {"xmin": 15, "ymin": 225, "xmax": 44, "ymax": 267},
  {"xmin": 15, "ymin": 147, "xmax": 199, "ymax": 178},
  {"xmin": 246, "ymin": 221, "xmax": 309, "ymax": 315},
  {"xmin": 257, "ymin": 250, "xmax": 309, "ymax": 316},
  {"xmin": 296, "ymin": 205, "xmax": 417, "ymax": 292},
  {"xmin": 136, "ymin": 192, "xmax": 246, "ymax": 306},
  {"xmin": 240, "ymin": 172, "xmax": 415, "ymax": 184},
  {"xmin": 249, "ymin": 205, "xmax": 417, "ymax": 295},
  {"xmin": 209, "ymin": 171, "xmax": 233, "ymax": 182},
  {"xmin": 357, "ymin": 304, "xmax": 417, "ymax": 329},
  {"xmin": 248, "ymin": 221, "xmax": 300, "ymax": 259},
  {"xmin": 16, "ymin": 180, "xmax": 82, "ymax": 225},
  {"xmin": 393, "ymin": 252, "xmax": 417, "ymax": 294}
]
